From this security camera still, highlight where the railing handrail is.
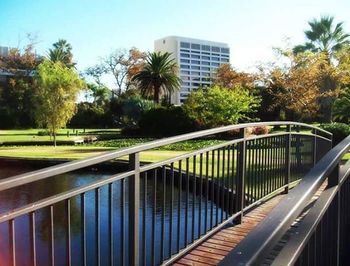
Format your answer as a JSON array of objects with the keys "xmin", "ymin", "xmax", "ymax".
[
  {"xmin": 0, "ymin": 121, "xmax": 331, "ymax": 192},
  {"xmin": 219, "ymin": 135, "xmax": 350, "ymax": 266}
]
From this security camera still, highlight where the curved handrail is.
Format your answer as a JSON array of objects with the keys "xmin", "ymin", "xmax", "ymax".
[
  {"xmin": 0, "ymin": 121, "xmax": 331, "ymax": 192},
  {"xmin": 219, "ymin": 135, "xmax": 350, "ymax": 266}
]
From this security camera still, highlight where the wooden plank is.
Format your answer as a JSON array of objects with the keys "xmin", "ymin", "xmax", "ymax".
[
  {"xmin": 190, "ymin": 250, "xmax": 225, "ymax": 260},
  {"xmin": 182, "ymin": 254, "xmax": 220, "ymax": 265},
  {"xmin": 196, "ymin": 245, "xmax": 229, "ymax": 256}
]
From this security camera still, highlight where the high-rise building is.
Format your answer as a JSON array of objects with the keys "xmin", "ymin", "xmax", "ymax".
[{"xmin": 154, "ymin": 36, "xmax": 230, "ymax": 105}]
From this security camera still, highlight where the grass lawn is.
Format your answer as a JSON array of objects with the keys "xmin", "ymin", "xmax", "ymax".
[
  {"xmin": 0, "ymin": 128, "xmax": 120, "ymax": 143},
  {"xmin": 0, "ymin": 145, "xmax": 187, "ymax": 161}
]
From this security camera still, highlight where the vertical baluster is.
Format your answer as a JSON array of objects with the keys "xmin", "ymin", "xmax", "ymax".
[
  {"xmin": 151, "ymin": 169, "xmax": 157, "ymax": 266},
  {"xmin": 253, "ymin": 139, "xmax": 258, "ymax": 202},
  {"xmin": 216, "ymin": 148, "xmax": 221, "ymax": 226},
  {"xmin": 210, "ymin": 150, "xmax": 215, "ymax": 229},
  {"xmin": 192, "ymin": 156, "xmax": 196, "ymax": 242},
  {"xmin": 9, "ymin": 219, "xmax": 16, "ymax": 266},
  {"xmin": 226, "ymin": 146, "xmax": 231, "ymax": 218},
  {"xmin": 221, "ymin": 148, "xmax": 225, "ymax": 222},
  {"xmin": 285, "ymin": 126, "xmax": 291, "ymax": 193},
  {"xmin": 205, "ymin": 152, "xmax": 209, "ymax": 232},
  {"xmin": 177, "ymin": 161, "xmax": 182, "ymax": 251},
  {"xmin": 95, "ymin": 190, "xmax": 100, "ymax": 266},
  {"xmin": 169, "ymin": 164, "xmax": 174, "ymax": 257},
  {"xmin": 270, "ymin": 137, "xmax": 275, "ymax": 192},
  {"xmin": 30, "ymin": 212, "xmax": 36, "ymax": 266},
  {"xmin": 236, "ymin": 128, "xmax": 246, "ymax": 223},
  {"xmin": 81, "ymin": 194, "xmax": 86, "ymax": 266},
  {"xmin": 66, "ymin": 199, "xmax": 71, "ymax": 266},
  {"xmin": 121, "ymin": 179, "xmax": 125, "ymax": 266},
  {"xmin": 199, "ymin": 154, "xmax": 203, "ymax": 236},
  {"xmin": 142, "ymin": 173, "xmax": 147, "ymax": 266},
  {"xmin": 185, "ymin": 158, "xmax": 190, "ymax": 245},
  {"xmin": 129, "ymin": 153, "xmax": 140, "ymax": 266},
  {"xmin": 108, "ymin": 184, "xmax": 113, "ymax": 266},
  {"xmin": 160, "ymin": 166, "xmax": 166, "ymax": 262},
  {"xmin": 231, "ymin": 144, "xmax": 236, "ymax": 214},
  {"xmin": 49, "ymin": 206, "xmax": 54, "ymax": 266}
]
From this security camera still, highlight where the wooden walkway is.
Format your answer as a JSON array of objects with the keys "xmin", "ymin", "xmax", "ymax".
[
  {"xmin": 173, "ymin": 194, "xmax": 285, "ymax": 266},
  {"xmin": 173, "ymin": 182, "xmax": 328, "ymax": 266}
]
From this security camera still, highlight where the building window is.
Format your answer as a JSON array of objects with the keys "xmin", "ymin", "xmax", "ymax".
[
  {"xmin": 181, "ymin": 70, "xmax": 190, "ymax": 74},
  {"xmin": 192, "ymin": 82, "xmax": 200, "ymax": 87},
  {"xmin": 212, "ymin": 46, "xmax": 220, "ymax": 52},
  {"xmin": 182, "ymin": 82, "xmax": 190, "ymax": 86},
  {"xmin": 221, "ymin": 58, "xmax": 229, "ymax": 62},
  {"xmin": 221, "ymin": 54, "xmax": 229, "ymax": 58},
  {"xmin": 180, "ymin": 53, "xmax": 190, "ymax": 58},
  {"xmin": 180, "ymin": 59, "xmax": 190, "ymax": 63},
  {"xmin": 191, "ymin": 43, "xmax": 200, "ymax": 50},
  {"xmin": 202, "ymin": 61, "xmax": 210, "ymax": 66},
  {"xmin": 202, "ymin": 55, "xmax": 210, "ymax": 60},
  {"xmin": 180, "ymin": 49, "xmax": 190, "ymax": 53},
  {"xmin": 212, "ymin": 53, "xmax": 220, "ymax": 56},
  {"xmin": 191, "ymin": 60, "xmax": 200, "ymax": 65},
  {"xmin": 201, "ymin": 67, "xmax": 210, "ymax": 71},
  {"xmin": 211, "ymin": 62, "xmax": 220, "ymax": 67},
  {"xmin": 191, "ymin": 71, "xmax": 200, "ymax": 76},
  {"xmin": 181, "ymin": 76, "xmax": 190, "ymax": 80},
  {"xmin": 221, "ymin": 47, "xmax": 229, "ymax": 54},
  {"xmin": 211, "ymin": 56, "xmax": 220, "ymax": 61},
  {"xmin": 201, "ymin": 45, "xmax": 210, "ymax": 51},
  {"xmin": 181, "ymin": 64, "xmax": 190, "ymax": 69},
  {"xmin": 191, "ymin": 54, "xmax": 200, "ymax": 59},
  {"xmin": 191, "ymin": 50, "xmax": 201, "ymax": 54},
  {"xmin": 180, "ymin": 42, "xmax": 190, "ymax": 48},
  {"xmin": 191, "ymin": 65, "xmax": 200, "ymax": 70},
  {"xmin": 202, "ymin": 52, "xmax": 210, "ymax": 55}
]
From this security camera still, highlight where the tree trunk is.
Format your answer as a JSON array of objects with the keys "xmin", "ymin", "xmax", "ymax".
[
  {"xmin": 154, "ymin": 86, "xmax": 160, "ymax": 103},
  {"xmin": 53, "ymin": 132, "xmax": 56, "ymax": 147}
]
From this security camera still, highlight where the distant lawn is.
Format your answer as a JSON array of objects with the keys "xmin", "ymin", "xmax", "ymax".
[
  {"xmin": 0, "ymin": 145, "xmax": 186, "ymax": 161},
  {"xmin": 0, "ymin": 128, "xmax": 120, "ymax": 143}
]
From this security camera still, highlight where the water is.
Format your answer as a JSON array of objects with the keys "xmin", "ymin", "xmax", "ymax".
[{"xmin": 0, "ymin": 161, "xmax": 224, "ymax": 266}]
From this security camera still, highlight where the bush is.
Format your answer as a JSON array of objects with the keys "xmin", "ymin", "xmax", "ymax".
[
  {"xmin": 69, "ymin": 102, "xmax": 106, "ymax": 128},
  {"xmin": 137, "ymin": 106, "xmax": 197, "ymax": 137},
  {"xmin": 251, "ymin": 126, "xmax": 270, "ymax": 135},
  {"xmin": 183, "ymin": 85, "xmax": 260, "ymax": 129},
  {"xmin": 319, "ymin": 123, "xmax": 350, "ymax": 145}
]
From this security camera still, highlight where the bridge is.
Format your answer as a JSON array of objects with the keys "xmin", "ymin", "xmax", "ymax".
[{"xmin": 0, "ymin": 122, "xmax": 349, "ymax": 266}]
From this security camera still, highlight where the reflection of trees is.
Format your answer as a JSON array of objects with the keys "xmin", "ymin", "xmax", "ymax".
[{"xmin": 35, "ymin": 175, "xmax": 82, "ymax": 242}]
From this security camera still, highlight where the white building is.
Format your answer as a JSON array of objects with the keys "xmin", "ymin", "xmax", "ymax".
[{"xmin": 154, "ymin": 36, "xmax": 230, "ymax": 105}]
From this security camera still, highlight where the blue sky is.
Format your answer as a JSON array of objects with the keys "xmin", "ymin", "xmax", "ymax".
[{"xmin": 1, "ymin": 0, "xmax": 350, "ymax": 72}]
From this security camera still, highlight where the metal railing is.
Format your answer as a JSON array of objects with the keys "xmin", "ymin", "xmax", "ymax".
[
  {"xmin": 0, "ymin": 122, "xmax": 332, "ymax": 266},
  {"xmin": 219, "ymin": 136, "xmax": 350, "ymax": 266}
]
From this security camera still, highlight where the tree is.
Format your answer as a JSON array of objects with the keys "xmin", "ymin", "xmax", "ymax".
[
  {"xmin": 293, "ymin": 16, "xmax": 350, "ymax": 58},
  {"xmin": 48, "ymin": 39, "xmax": 75, "ymax": 68},
  {"xmin": 183, "ymin": 85, "xmax": 260, "ymax": 128},
  {"xmin": 293, "ymin": 16, "xmax": 350, "ymax": 122},
  {"xmin": 132, "ymin": 52, "xmax": 181, "ymax": 103},
  {"xmin": 35, "ymin": 60, "xmax": 84, "ymax": 146},
  {"xmin": 261, "ymin": 50, "xmax": 341, "ymax": 121},
  {"xmin": 0, "ymin": 38, "xmax": 42, "ymax": 128},
  {"xmin": 102, "ymin": 47, "xmax": 146, "ymax": 96},
  {"xmin": 85, "ymin": 83, "xmax": 111, "ymax": 106},
  {"xmin": 214, "ymin": 63, "xmax": 255, "ymax": 89},
  {"xmin": 333, "ymin": 87, "xmax": 350, "ymax": 123}
]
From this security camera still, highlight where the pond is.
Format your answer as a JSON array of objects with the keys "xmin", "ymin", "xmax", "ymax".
[{"xmin": 0, "ymin": 160, "xmax": 225, "ymax": 266}]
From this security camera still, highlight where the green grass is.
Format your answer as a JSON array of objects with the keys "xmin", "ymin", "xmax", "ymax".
[{"xmin": 0, "ymin": 128, "xmax": 120, "ymax": 143}]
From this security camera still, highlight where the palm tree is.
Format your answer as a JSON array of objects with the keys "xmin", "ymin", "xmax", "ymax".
[
  {"xmin": 293, "ymin": 16, "xmax": 350, "ymax": 122},
  {"xmin": 48, "ymin": 39, "xmax": 75, "ymax": 68},
  {"xmin": 293, "ymin": 16, "xmax": 349, "ymax": 58},
  {"xmin": 132, "ymin": 52, "xmax": 181, "ymax": 103}
]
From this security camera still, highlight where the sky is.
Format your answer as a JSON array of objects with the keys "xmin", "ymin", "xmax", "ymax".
[{"xmin": 1, "ymin": 0, "xmax": 350, "ymax": 74}]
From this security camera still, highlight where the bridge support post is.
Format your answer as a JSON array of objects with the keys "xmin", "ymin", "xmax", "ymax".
[
  {"xmin": 236, "ymin": 128, "xmax": 246, "ymax": 223},
  {"xmin": 284, "ymin": 125, "xmax": 291, "ymax": 194},
  {"xmin": 312, "ymin": 129, "xmax": 317, "ymax": 166},
  {"xmin": 129, "ymin": 153, "xmax": 140, "ymax": 266}
]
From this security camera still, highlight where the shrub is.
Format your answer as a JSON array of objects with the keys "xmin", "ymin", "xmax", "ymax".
[
  {"xmin": 319, "ymin": 123, "xmax": 350, "ymax": 145},
  {"xmin": 137, "ymin": 106, "xmax": 196, "ymax": 137},
  {"xmin": 183, "ymin": 85, "xmax": 260, "ymax": 129},
  {"xmin": 251, "ymin": 126, "xmax": 270, "ymax": 135}
]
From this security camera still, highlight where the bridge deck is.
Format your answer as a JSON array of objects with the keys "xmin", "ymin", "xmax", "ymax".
[{"xmin": 173, "ymin": 182, "xmax": 327, "ymax": 266}]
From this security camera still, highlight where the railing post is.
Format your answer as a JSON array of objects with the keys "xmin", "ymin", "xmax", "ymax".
[
  {"xmin": 129, "ymin": 153, "xmax": 140, "ymax": 266},
  {"xmin": 284, "ymin": 125, "xmax": 291, "ymax": 194},
  {"xmin": 236, "ymin": 128, "xmax": 246, "ymax": 223},
  {"xmin": 328, "ymin": 164, "xmax": 340, "ymax": 266},
  {"xmin": 312, "ymin": 128, "xmax": 317, "ymax": 166}
]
